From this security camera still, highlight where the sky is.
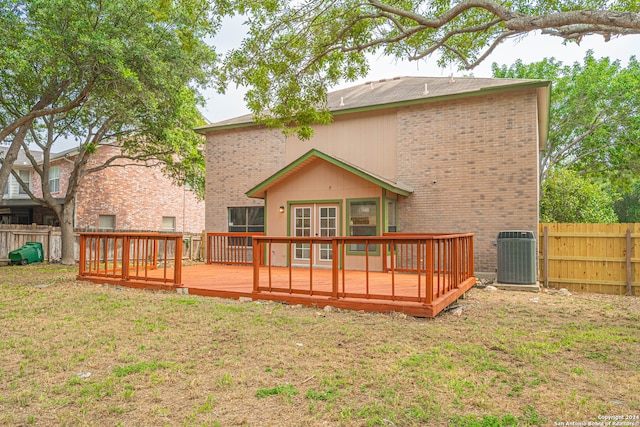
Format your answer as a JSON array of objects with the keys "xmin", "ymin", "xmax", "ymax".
[
  {"xmin": 201, "ymin": 17, "xmax": 640, "ymax": 124},
  {"xmin": 45, "ymin": 18, "xmax": 640, "ymax": 151}
]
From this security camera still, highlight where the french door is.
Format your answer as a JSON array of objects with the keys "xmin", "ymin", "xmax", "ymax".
[{"xmin": 292, "ymin": 204, "xmax": 338, "ymax": 267}]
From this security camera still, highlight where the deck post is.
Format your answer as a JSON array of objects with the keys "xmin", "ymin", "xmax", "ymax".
[
  {"xmin": 453, "ymin": 237, "xmax": 459, "ymax": 288},
  {"xmin": 174, "ymin": 236, "xmax": 183, "ymax": 286},
  {"xmin": 424, "ymin": 239, "xmax": 434, "ymax": 305},
  {"xmin": 252, "ymin": 238, "xmax": 260, "ymax": 293},
  {"xmin": 331, "ymin": 239, "xmax": 339, "ymax": 299},
  {"xmin": 78, "ymin": 234, "xmax": 86, "ymax": 277},
  {"xmin": 382, "ymin": 239, "xmax": 388, "ymax": 273},
  {"xmin": 206, "ymin": 233, "xmax": 211, "ymax": 264},
  {"xmin": 122, "ymin": 235, "xmax": 130, "ymax": 281}
]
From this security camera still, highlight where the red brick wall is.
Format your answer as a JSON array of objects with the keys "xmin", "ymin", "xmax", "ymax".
[{"xmin": 70, "ymin": 145, "xmax": 205, "ymax": 232}]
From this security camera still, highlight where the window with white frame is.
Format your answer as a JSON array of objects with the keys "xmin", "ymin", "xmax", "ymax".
[
  {"xmin": 49, "ymin": 165, "xmax": 60, "ymax": 193},
  {"xmin": 98, "ymin": 215, "xmax": 115, "ymax": 230},
  {"xmin": 162, "ymin": 216, "xmax": 176, "ymax": 232},
  {"xmin": 18, "ymin": 170, "xmax": 30, "ymax": 194}
]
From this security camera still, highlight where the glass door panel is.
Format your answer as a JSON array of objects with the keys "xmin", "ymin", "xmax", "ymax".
[
  {"xmin": 294, "ymin": 207, "xmax": 311, "ymax": 260},
  {"xmin": 318, "ymin": 206, "xmax": 337, "ymax": 261}
]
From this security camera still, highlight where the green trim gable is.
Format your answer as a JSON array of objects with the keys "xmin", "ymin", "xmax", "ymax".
[{"xmin": 246, "ymin": 149, "xmax": 413, "ymax": 199}]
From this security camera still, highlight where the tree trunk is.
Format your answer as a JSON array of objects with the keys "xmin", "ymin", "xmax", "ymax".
[
  {"xmin": 59, "ymin": 199, "xmax": 76, "ymax": 265},
  {"xmin": 0, "ymin": 123, "xmax": 31, "ymax": 196}
]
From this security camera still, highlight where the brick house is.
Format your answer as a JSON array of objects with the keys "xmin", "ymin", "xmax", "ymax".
[
  {"xmin": 197, "ymin": 76, "xmax": 550, "ymax": 273},
  {"xmin": 1, "ymin": 145, "xmax": 204, "ymax": 233}
]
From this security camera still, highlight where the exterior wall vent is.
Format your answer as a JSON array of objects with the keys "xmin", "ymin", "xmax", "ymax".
[{"xmin": 497, "ymin": 231, "xmax": 536, "ymax": 284}]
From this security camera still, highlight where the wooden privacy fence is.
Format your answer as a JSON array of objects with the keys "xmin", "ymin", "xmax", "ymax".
[
  {"xmin": 539, "ymin": 223, "xmax": 640, "ymax": 296},
  {"xmin": 0, "ymin": 225, "xmax": 63, "ymax": 263},
  {"xmin": 77, "ymin": 232, "xmax": 183, "ymax": 289}
]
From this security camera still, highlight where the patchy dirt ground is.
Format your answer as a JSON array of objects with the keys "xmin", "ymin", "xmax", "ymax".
[{"xmin": 1, "ymin": 264, "xmax": 639, "ymax": 426}]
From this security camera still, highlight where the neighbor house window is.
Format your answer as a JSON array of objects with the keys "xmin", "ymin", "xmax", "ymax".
[
  {"xmin": 162, "ymin": 216, "xmax": 176, "ymax": 232},
  {"xmin": 347, "ymin": 199, "xmax": 379, "ymax": 254},
  {"xmin": 98, "ymin": 215, "xmax": 115, "ymax": 230},
  {"xmin": 228, "ymin": 207, "xmax": 264, "ymax": 233},
  {"xmin": 18, "ymin": 170, "xmax": 30, "ymax": 194},
  {"xmin": 49, "ymin": 165, "xmax": 60, "ymax": 193}
]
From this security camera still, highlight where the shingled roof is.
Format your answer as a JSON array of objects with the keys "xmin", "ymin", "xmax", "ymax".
[
  {"xmin": 195, "ymin": 75, "xmax": 550, "ymax": 133},
  {"xmin": 0, "ymin": 147, "xmax": 44, "ymax": 166}
]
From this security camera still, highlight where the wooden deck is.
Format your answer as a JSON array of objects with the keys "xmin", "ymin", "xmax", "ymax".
[
  {"xmin": 80, "ymin": 264, "xmax": 476, "ymax": 317},
  {"xmin": 77, "ymin": 232, "xmax": 476, "ymax": 317}
]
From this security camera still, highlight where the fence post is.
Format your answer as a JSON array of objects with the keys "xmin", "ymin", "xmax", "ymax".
[
  {"xmin": 201, "ymin": 230, "xmax": 206, "ymax": 263},
  {"xmin": 543, "ymin": 226, "xmax": 549, "ymax": 289},
  {"xmin": 627, "ymin": 228, "xmax": 632, "ymax": 296}
]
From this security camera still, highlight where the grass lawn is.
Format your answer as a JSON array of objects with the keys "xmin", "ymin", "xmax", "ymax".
[{"xmin": 1, "ymin": 263, "xmax": 639, "ymax": 426}]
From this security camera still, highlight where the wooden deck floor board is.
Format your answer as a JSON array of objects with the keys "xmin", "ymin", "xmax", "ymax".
[
  {"xmin": 130, "ymin": 264, "xmax": 470, "ymax": 317},
  {"xmin": 78, "ymin": 264, "xmax": 474, "ymax": 317}
]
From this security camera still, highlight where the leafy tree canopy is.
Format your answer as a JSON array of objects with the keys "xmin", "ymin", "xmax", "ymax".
[
  {"xmin": 492, "ymin": 52, "xmax": 640, "ymax": 190},
  {"xmin": 0, "ymin": 0, "xmax": 220, "ymax": 196},
  {"xmin": 540, "ymin": 169, "xmax": 618, "ymax": 223},
  {"xmin": 0, "ymin": 0, "xmax": 221, "ymax": 263},
  {"xmin": 615, "ymin": 182, "xmax": 640, "ymax": 222},
  {"xmin": 220, "ymin": 0, "xmax": 640, "ymax": 137}
]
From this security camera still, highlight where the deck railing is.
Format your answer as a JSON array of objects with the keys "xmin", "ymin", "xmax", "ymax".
[
  {"xmin": 206, "ymin": 232, "xmax": 264, "ymax": 266},
  {"xmin": 78, "ymin": 232, "xmax": 183, "ymax": 287},
  {"xmin": 252, "ymin": 233, "xmax": 474, "ymax": 306}
]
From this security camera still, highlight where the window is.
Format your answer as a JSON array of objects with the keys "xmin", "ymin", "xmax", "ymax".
[
  {"xmin": 162, "ymin": 216, "xmax": 176, "ymax": 232},
  {"xmin": 98, "ymin": 215, "xmax": 115, "ymax": 230},
  {"xmin": 228, "ymin": 207, "xmax": 264, "ymax": 246},
  {"xmin": 387, "ymin": 200, "xmax": 397, "ymax": 232},
  {"xmin": 18, "ymin": 170, "xmax": 30, "ymax": 194},
  {"xmin": 228, "ymin": 207, "xmax": 264, "ymax": 233},
  {"xmin": 49, "ymin": 165, "xmax": 60, "ymax": 193},
  {"xmin": 347, "ymin": 199, "xmax": 379, "ymax": 254}
]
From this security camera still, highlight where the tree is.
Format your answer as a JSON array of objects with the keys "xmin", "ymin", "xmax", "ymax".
[
  {"xmin": 614, "ymin": 182, "xmax": 640, "ymax": 222},
  {"xmin": 1, "ymin": 0, "xmax": 218, "ymax": 264},
  {"xmin": 540, "ymin": 169, "xmax": 617, "ymax": 223},
  {"xmin": 492, "ymin": 53, "xmax": 640, "ymax": 188},
  {"xmin": 0, "ymin": 0, "xmax": 218, "ymax": 195},
  {"xmin": 220, "ymin": 0, "xmax": 640, "ymax": 136}
]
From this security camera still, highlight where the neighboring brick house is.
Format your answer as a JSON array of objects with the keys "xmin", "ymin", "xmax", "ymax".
[
  {"xmin": 0, "ymin": 145, "xmax": 204, "ymax": 233},
  {"xmin": 196, "ymin": 76, "xmax": 551, "ymax": 273}
]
